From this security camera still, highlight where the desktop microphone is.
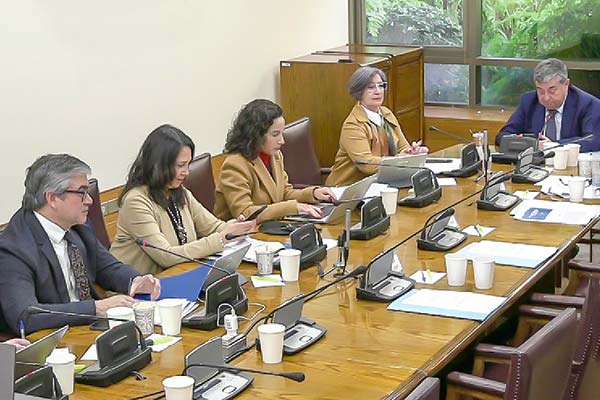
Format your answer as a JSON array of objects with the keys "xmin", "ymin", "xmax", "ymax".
[
  {"xmin": 135, "ymin": 239, "xmax": 230, "ymax": 275},
  {"xmin": 182, "ymin": 363, "xmax": 305, "ymax": 382},
  {"xmin": 428, "ymin": 125, "xmax": 472, "ymax": 144},
  {"xmin": 224, "ymin": 231, "xmax": 258, "ymax": 241}
]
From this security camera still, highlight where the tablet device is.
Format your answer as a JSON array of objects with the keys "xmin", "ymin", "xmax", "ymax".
[{"xmin": 16, "ymin": 325, "xmax": 68, "ymax": 364}]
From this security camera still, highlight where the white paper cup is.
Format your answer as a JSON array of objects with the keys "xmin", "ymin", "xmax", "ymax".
[
  {"xmin": 444, "ymin": 253, "xmax": 467, "ymax": 286},
  {"xmin": 566, "ymin": 143, "xmax": 581, "ymax": 167},
  {"xmin": 255, "ymin": 245, "xmax": 276, "ymax": 275},
  {"xmin": 46, "ymin": 352, "xmax": 76, "ymax": 395},
  {"xmin": 133, "ymin": 301, "xmax": 155, "ymax": 335},
  {"xmin": 162, "ymin": 375, "xmax": 194, "ymax": 400},
  {"xmin": 541, "ymin": 141, "xmax": 556, "ymax": 166},
  {"xmin": 473, "ymin": 257, "xmax": 495, "ymax": 290},
  {"xmin": 579, "ymin": 153, "xmax": 593, "ymax": 177},
  {"xmin": 106, "ymin": 306, "xmax": 134, "ymax": 329},
  {"xmin": 158, "ymin": 299, "xmax": 183, "ymax": 336},
  {"xmin": 258, "ymin": 323, "xmax": 285, "ymax": 364},
  {"xmin": 279, "ymin": 249, "xmax": 301, "ymax": 281},
  {"xmin": 568, "ymin": 176, "xmax": 588, "ymax": 203},
  {"xmin": 380, "ymin": 187, "xmax": 399, "ymax": 215},
  {"xmin": 553, "ymin": 147, "xmax": 569, "ymax": 170}
]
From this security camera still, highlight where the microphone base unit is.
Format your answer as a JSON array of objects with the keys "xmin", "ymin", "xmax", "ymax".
[
  {"xmin": 222, "ymin": 334, "xmax": 251, "ymax": 362},
  {"xmin": 273, "ymin": 223, "xmax": 327, "ymax": 270},
  {"xmin": 492, "ymin": 153, "xmax": 546, "ymax": 166},
  {"xmin": 350, "ymin": 215, "xmax": 390, "ymax": 240},
  {"xmin": 440, "ymin": 160, "xmax": 482, "ymax": 178},
  {"xmin": 417, "ymin": 227, "xmax": 467, "ymax": 252},
  {"xmin": 184, "ymin": 297, "xmax": 248, "ymax": 331},
  {"xmin": 192, "ymin": 371, "xmax": 253, "ymax": 400},
  {"xmin": 282, "ymin": 318, "xmax": 327, "ymax": 355},
  {"xmin": 356, "ymin": 271, "xmax": 415, "ymax": 302},
  {"xmin": 477, "ymin": 191, "xmax": 520, "ymax": 211},
  {"xmin": 397, "ymin": 187, "xmax": 442, "ymax": 208},
  {"xmin": 75, "ymin": 348, "xmax": 152, "ymax": 387},
  {"xmin": 511, "ymin": 167, "xmax": 550, "ymax": 184}
]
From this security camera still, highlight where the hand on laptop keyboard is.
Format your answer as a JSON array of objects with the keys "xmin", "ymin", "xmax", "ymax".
[{"xmin": 297, "ymin": 203, "xmax": 324, "ymax": 218}]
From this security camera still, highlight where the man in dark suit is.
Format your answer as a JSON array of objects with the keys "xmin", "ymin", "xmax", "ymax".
[
  {"xmin": 495, "ymin": 58, "xmax": 600, "ymax": 152},
  {"xmin": 0, "ymin": 154, "xmax": 161, "ymax": 335}
]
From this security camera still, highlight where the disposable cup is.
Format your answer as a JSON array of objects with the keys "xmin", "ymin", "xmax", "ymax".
[
  {"xmin": 46, "ymin": 352, "xmax": 76, "ymax": 395},
  {"xmin": 106, "ymin": 306, "xmax": 134, "ymax": 329},
  {"xmin": 279, "ymin": 249, "xmax": 301, "ymax": 281},
  {"xmin": 541, "ymin": 141, "xmax": 556, "ymax": 166},
  {"xmin": 473, "ymin": 256, "xmax": 495, "ymax": 290},
  {"xmin": 553, "ymin": 147, "xmax": 569, "ymax": 170},
  {"xmin": 566, "ymin": 143, "xmax": 581, "ymax": 167},
  {"xmin": 444, "ymin": 253, "xmax": 467, "ymax": 286},
  {"xmin": 568, "ymin": 176, "xmax": 588, "ymax": 203},
  {"xmin": 162, "ymin": 375, "xmax": 194, "ymax": 400},
  {"xmin": 133, "ymin": 301, "xmax": 155, "ymax": 335},
  {"xmin": 255, "ymin": 245, "xmax": 277, "ymax": 275},
  {"xmin": 158, "ymin": 299, "xmax": 183, "ymax": 336},
  {"xmin": 258, "ymin": 323, "xmax": 285, "ymax": 364},
  {"xmin": 380, "ymin": 187, "xmax": 399, "ymax": 215}
]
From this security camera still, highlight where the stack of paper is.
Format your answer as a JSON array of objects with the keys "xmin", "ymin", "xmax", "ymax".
[
  {"xmin": 388, "ymin": 289, "xmax": 507, "ymax": 321},
  {"xmin": 536, "ymin": 176, "xmax": 600, "ymax": 200},
  {"xmin": 456, "ymin": 240, "xmax": 558, "ymax": 268},
  {"xmin": 511, "ymin": 199, "xmax": 600, "ymax": 225}
]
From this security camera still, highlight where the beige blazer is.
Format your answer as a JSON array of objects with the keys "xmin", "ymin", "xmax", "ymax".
[
  {"xmin": 325, "ymin": 103, "xmax": 411, "ymax": 186},
  {"xmin": 214, "ymin": 152, "xmax": 317, "ymax": 221},
  {"xmin": 110, "ymin": 186, "xmax": 226, "ymax": 275}
]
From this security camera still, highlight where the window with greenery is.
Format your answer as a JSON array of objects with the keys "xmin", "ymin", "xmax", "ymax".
[{"xmin": 357, "ymin": 0, "xmax": 600, "ymax": 107}]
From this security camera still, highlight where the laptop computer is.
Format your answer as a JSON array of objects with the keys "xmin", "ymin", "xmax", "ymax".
[
  {"xmin": 377, "ymin": 153, "xmax": 427, "ymax": 188},
  {"xmin": 15, "ymin": 325, "xmax": 68, "ymax": 364},
  {"xmin": 0, "ymin": 344, "xmax": 47, "ymax": 400},
  {"xmin": 285, "ymin": 175, "xmax": 376, "ymax": 224},
  {"xmin": 202, "ymin": 242, "xmax": 251, "ymax": 291}
]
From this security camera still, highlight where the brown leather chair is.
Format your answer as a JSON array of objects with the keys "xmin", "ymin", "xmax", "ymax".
[
  {"xmin": 406, "ymin": 377, "xmax": 440, "ymax": 400},
  {"xmin": 183, "ymin": 152, "xmax": 216, "ymax": 212},
  {"xmin": 87, "ymin": 178, "xmax": 111, "ymax": 250},
  {"xmin": 281, "ymin": 117, "xmax": 331, "ymax": 188},
  {"xmin": 446, "ymin": 307, "xmax": 578, "ymax": 400}
]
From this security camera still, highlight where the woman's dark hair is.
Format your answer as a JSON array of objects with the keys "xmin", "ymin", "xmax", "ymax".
[
  {"xmin": 119, "ymin": 124, "xmax": 195, "ymax": 208},
  {"xmin": 224, "ymin": 99, "xmax": 283, "ymax": 160}
]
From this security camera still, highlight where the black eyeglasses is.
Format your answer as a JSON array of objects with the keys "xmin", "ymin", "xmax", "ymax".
[{"xmin": 62, "ymin": 188, "xmax": 91, "ymax": 201}]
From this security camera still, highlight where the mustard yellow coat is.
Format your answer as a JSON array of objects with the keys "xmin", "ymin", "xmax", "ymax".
[
  {"xmin": 110, "ymin": 186, "xmax": 226, "ymax": 275},
  {"xmin": 214, "ymin": 152, "xmax": 317, "ymax": 221},
  {"xmin": 325, "ymin": 103, "xmax": 411, "ymax": 186}
]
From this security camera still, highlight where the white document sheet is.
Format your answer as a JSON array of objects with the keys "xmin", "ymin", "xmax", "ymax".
[
  {"xmin": 535, "ymin": 176, "xmax": 600, "ymax": 200},
  {"xmin": 510, "ymin": 199, "xmax": 600, "ymax": 225},
  {"xmin": 456, "ymin": 240, "xmax": 558, "ymax": 268},
  {"xmin": 424, "ymin": 158, "xmax": 462, "ymax": 174}
]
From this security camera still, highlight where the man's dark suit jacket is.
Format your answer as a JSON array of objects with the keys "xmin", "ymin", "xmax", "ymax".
[
  {"xmin": 495, "ymin": 85, "xmax": 600, "ymax": 152},
  {"xmin": 0, "ymin": 209, "xmax": 141, "ymax": 335}
]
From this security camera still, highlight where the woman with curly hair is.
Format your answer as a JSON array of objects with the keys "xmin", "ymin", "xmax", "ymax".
[{"xmin": 214, "ymin": 99, "xmax": 336, "ymax": 222}]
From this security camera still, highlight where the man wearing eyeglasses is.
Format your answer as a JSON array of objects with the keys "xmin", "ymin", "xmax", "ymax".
[
  {"xmin": 495, "ymin": 58, "xmax": 600, "ymax": 152},
  {"xmin": 0, "ymin": 154, "xmax": 161, "ymax": 335}
]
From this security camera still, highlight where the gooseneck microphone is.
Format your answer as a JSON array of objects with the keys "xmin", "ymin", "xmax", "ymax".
[
  {"xmin": 182, "ymin": 363, "xmax": 305, "ymax": 382},
  {"xmin": 429, "ymin": 125, "xmax": 472, "ymax": 144},
  {"xmin": 136, "ymin": 239, "xmax": 230, "ymax": 275},
  {"xmin": 224, "ymin": 231, "xmax": 258, "ymax": 241}
]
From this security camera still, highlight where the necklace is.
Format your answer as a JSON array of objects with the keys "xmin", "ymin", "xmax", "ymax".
[{"xmin": 166, "ymin": 197, "xmax": 187, "ymax": 245}]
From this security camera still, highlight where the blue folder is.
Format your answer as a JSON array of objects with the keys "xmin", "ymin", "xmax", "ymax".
[{"xmin": 135, "ymin": 262, "xmax": 212, "ymax": 302}]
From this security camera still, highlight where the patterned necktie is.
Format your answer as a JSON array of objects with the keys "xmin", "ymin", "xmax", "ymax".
[
  {"xmin": 64, "ymin": 231, "xmax": 92, "ymax": 300},
  {"xmin": 545, "ymin": 109, "xmax": 558, "ymax": 140}
]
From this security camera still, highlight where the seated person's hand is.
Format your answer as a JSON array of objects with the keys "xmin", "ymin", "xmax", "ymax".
[
  {"xmin": 402, "ymin": 140, "xmax": 429, "ymax": 155},
  {"xmin": 95, "ymin": 294, "xmax": 136, "ymax": 316},
  {"xmin": 537, "ymin": 134, "xmax": 551, "ymax": 143},
  {"xmin": 129, "ymin": 274, "xmax": 161, "ymax": 300},
  {"xmin": 313, "ymin": 187, "xmax": 337, "ymax": 203},
  {"xmin": 297, "ymin": 202, "xmax": 324, "ymax": 218},
  {"xmin": 4, "ymin": 338, "xmax": 30, "ymax": 349},
  {"xmin": 220, "ymin": 220, "xmax": 256, "ymax": 243}
]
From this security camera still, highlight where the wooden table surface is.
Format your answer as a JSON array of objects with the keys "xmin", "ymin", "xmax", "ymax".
[{"xmin": 32, "ymin": 146, "xmax": 598, "ymax": 400}]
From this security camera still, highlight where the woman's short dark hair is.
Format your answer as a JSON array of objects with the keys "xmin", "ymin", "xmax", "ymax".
[
  {"xmin": 120, "ymin": 124, "xmax": 195, "ymax": 208},
  {"xmin": 224, "ymin": 99, "xmax": 283, "ymax": 160},
  {"xmin": 348, "ymin": 67, "xmax": 387, "ymax": 101}
]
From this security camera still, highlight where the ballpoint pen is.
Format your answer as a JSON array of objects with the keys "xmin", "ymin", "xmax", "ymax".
[
  {"xmin": 420, "ymin": 270, "xmax": 426, "ymax": 283},
  {"xmin": 18, "ymin": 319, "xmax": 25, "ymax": 339},
  {"xmin": 475, "ymin": 224, "xmax": 484, "ymax": 237}
]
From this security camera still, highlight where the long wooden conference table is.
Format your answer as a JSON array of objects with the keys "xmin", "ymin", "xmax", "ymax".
[{"xmin": 31, "ymin": 145, "xmax": 599, "ymax": 399}]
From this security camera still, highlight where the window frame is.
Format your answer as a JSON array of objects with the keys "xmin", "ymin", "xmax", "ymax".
[{"xmin": 350, "ymin": 0, "xmax": 600, "ymax": 108}]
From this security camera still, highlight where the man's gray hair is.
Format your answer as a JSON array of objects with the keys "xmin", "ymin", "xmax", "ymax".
[
  {"xmin": 22, "ymin": 154, "xmax": 91, "ymax": 211},
  {"xmin": 348, "ymin": 66, "xmax": 387, "ymax": 101},
  {"xmin": 534, "ymin": 58, "xmax": 568, "ymax": 84}
]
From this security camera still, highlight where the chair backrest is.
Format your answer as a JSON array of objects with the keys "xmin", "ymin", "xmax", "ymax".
[
  {"xmin": 183, "ymin": 152, "xmax": 216, "ymax": 212},
  {"xmin": 405, "ymin": 377, "xmax": 440, "ymax": 400},
  {"xmin": 566, "ymin": 277, "xmax": 600, "ymax": 400},
  {"xmin": 505, "ymin": 307, "xmax": 578, "ymax": 400},
  {"xmin": 281, "ymin": 117, "xmax": 322, "ymax": 187},
  {"xmin": 88, "ymin": 178, "xmax": 111, "ymax": 250}
]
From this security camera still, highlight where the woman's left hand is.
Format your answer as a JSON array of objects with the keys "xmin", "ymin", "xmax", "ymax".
[
  {"xmin": 313, "ymin": 187, "xmax": 337, "ymax": 202},
  {"xmin": 404, "ymin": 140, "xmax": 429, "ymax": 155}
]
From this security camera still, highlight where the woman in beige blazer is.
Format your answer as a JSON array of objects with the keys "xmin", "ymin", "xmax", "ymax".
[
  {"xmin": 214, "ymin": 99, "xmax": 336, "ymax": 222},
  {"xmin": 326, "ymin": 67, "xmax": 429, "ymax": 187},
  {"xmin": 110, "ymin": 124, "xmax": 255, "ymax": 275}
]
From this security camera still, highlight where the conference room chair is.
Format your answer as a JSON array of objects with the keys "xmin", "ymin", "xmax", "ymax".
[
  {"xmin": 281, "ymin": 117, "xmax": 331, "ymax": 188},
  {"xmin": 445, "ymin": 307, "xmax": 578, "ymax": 400},
  {"xmin": 183, "ymin": 152, "xmax": 216, "ymax": 212},
  {"xmin": 405, "ymin": 377, "xmax": 440, "ymax": 400},
  {"xmin": 88, "ymin": 178, "xmax": 111, "ymax": 250},
  {"xmin": 564, "ymin": 259, "xmax": 600, "ymax": 297}
]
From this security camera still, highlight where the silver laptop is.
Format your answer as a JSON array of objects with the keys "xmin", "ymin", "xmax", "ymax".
[
  {"xmin": 15, "ymin": 325, "xmax": 68, "ymax": 364},
  {"xmin": 203, "ymin": 243, "xmax": 251, "ymax": 290},
  {"xmin": 285, "ymin": 175, "xmax": 376, "ymax": 224},
  {"xmin": 0, "ymin": 344, "xmax": 46, "ymax": 400},
  {"xmin": 377, "ymin": 153, "xmax": 427, "ymax": 188}
]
